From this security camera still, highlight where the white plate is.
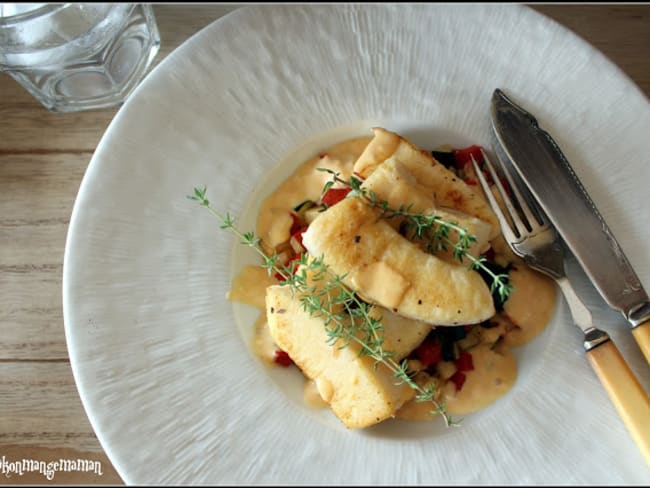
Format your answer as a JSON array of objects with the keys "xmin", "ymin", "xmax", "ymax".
[{"xmin": 63, "ymin": 4, "xmax": 650, "ymax": 484}]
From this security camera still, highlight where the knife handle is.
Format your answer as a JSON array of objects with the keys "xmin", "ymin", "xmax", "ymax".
[
  {"xmin": 586, "ymin": 338, "xmax": 650, "ymax": 467},
  {"xmin": 631, "ymin": 321, "xmax": 650, "ymax": 365}
]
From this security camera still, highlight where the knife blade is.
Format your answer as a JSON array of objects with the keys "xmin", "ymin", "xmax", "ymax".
[{"xmin": 490, "ymin": 88, "xmax": 650, "ymax": 364}]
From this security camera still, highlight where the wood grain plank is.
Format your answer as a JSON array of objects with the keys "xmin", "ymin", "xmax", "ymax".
[
  {"xmin": 0, "ymin": 363, "xmax": 102, "ymax": 452},
  {"xmin": 0, "ymin": 153, "xmax": 88, "ymax": 360},
  {"xmin": 0, "ymin": 266, "xmax": 66, "ymax": 359},
  {"xmin": 0, "ymin": 153, "xmax": 88, "ymax": 225},
  {"xmin": 1, "ymin": 222, "xmax": 69, "ymax": 267}
]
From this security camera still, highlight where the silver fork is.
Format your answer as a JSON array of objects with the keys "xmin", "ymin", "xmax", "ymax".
[
  {"xmin": 472, "ymin": 150, "xmax": 650, "ymax": 465},
  {"xmin": 471, "ymin": 149, "xmax": 604, "ymax": 349}
]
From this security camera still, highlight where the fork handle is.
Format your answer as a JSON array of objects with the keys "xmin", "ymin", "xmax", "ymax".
[
  {"xmin": 586, "ymin": 333, "xmax": 650, "ymax": 467},
  {"xmin": 631, "ymin": 321, "xmax": 650, "ymax": 365}
]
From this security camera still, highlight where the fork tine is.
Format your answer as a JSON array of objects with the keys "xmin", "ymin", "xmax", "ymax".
[
  {"xmin": 472, "ymin": 152, "xmax": 529, "ymax": 239},
  {"xmin": 485, "ymin": 147, "xmax": 548, "ymax": 230},
  {"xmin": 476, "ymin": 152, "xmax": 529, "ymax": 237},
  {"xmin": 471, "ymin": 155, "xmax": 520, "ymax": 243}
]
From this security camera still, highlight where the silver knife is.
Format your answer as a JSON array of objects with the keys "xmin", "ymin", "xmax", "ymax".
[
  {"xmin": 490, "ymin": 88, "xmax": 650, "ymax": 364},
  {"xmin": 489, "ymin": 88, "xmax": 650, "ymax": 467}
]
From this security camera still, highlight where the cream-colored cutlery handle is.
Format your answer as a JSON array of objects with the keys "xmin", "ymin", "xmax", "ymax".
[
  {"xmin": 586, "ymin": 339, "xmax": 650, "ymax": 467},
  {"xmin": 631, "ymin": 321, "xmax": 650, "ymax": 365}
]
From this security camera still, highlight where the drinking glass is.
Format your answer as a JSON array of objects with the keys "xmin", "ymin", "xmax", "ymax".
[{"xmin": 0, "ymin": 3, "xmax": 161, "ymax": 112}]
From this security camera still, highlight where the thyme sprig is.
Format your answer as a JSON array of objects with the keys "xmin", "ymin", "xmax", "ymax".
[
  {"xmin": 318, "ymin": 169, "xmax": 512, "ymax": 303},
  {"xmin": 188, "ymin": 186, "xmax": 459, "ymax": 427}
]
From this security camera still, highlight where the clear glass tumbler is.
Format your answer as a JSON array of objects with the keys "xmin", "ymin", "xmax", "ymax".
[{"xmin": 0, "ymin": 3, "xmax": 160, "ymax": 112}]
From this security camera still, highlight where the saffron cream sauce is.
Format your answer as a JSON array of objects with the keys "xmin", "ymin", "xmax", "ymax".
[{"xmin": 229, "ymin": 136, "xmax": 556, "ymax": 421}]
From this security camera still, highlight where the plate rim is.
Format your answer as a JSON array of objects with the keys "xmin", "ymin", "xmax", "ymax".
[{"xmin": 62, "ymin": 4, "xmax": 650, "ymax": 484}]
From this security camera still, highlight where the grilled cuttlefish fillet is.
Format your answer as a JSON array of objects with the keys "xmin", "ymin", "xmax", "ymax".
[
  {"xmin": 301, "ymin": 196, "xmax": 495, "ymax": 326},
  {"xmin": 354, "ymin": 127, "xmax": 500, "ymax": 240},
  {"xmin": 266, "ymin": 285, "xmax": 428, "ymax": 428},
  {"xmin": 359, "ymin": 157, "xmax": 493, "ymax": 263}
]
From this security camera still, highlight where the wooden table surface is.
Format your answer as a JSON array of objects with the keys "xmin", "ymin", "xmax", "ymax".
[{"xmin": 1, "ymin": 4, "xmax": 648, "ymax": 485}]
